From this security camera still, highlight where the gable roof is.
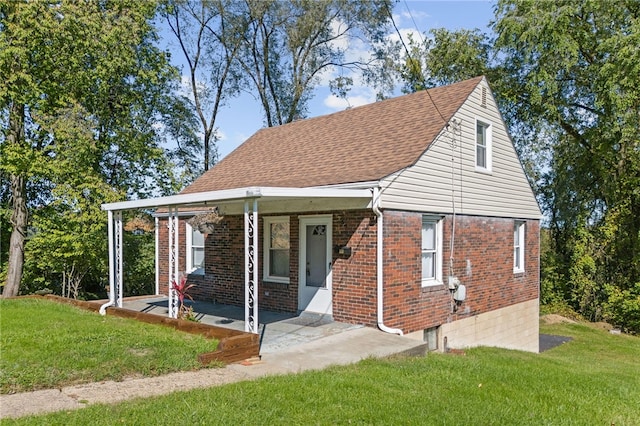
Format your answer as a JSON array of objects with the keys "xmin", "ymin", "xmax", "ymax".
[{"xmin": 182, "ymin": 76, "xmax": 484, "ymax": 194}]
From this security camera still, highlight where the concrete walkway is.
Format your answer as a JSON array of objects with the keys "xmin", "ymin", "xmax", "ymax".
[{"xmin": 0, "ymin": 327, "xmax": 427, "ymax": 419}]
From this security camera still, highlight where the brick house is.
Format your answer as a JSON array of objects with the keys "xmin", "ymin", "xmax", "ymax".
[{"xmin": 102, "ymin": 76, "xmax": 541, "ymax": 352}]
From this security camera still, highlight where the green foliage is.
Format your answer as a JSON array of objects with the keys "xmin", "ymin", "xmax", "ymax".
[
  {"xmin": 1, "ymin": 0, "xmax": 194, "ymax": 297},
  {"xmin": 0, "ymin": 298, "xmax": 217, "ymax": 394},
  {"xmin": 492, "ymin": 0, "xmax": 640, "ymax": 331},
  {"xmin": 235, "ymin": 0, "xmax": 393, "ymax": 126},
  {"xmin": 122, "ymin": 231, "xmax": 155, "ymax": 297},
  {"xmin": 604, "ymin": 283, "xmax": 640, "ymax": 334}
]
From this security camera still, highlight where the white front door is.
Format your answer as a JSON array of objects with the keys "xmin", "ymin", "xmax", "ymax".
[{"xmin": 298, "ymin": 215, "xmax": 332, "ymax": 314}]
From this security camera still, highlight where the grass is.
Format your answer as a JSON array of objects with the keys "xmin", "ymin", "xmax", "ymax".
[
  {"xmin": 3, "ymin": 317, "xmax": 639, "ymax": 425},
  {"xmin": 0, "ymin": 298, "xmax": 218, "ymax": 394}
]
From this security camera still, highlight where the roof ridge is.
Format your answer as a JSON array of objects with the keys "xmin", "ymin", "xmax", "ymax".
[
  {"xmin": 273, "ymin": 75, "xmax": 484, "ymax": 131},
  {"xmin": 181, "ymin": 76, "xmax": 485, "ymax": 194}
]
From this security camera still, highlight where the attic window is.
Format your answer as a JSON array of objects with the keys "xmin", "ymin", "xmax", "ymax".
[{"xmin": 475, "ymin": 119, "xmax": 492, "ymax": 173}]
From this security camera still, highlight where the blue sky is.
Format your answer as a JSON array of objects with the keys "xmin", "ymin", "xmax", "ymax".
[{"xmin": 159, "ymin": 1, "xmax": 496, "ymax": 160}]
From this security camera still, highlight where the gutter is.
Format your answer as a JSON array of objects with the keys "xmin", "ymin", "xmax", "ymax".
[
  {"xmin": 371, "ymin": 187, "xmax": 404, "ymax": 336},
  {"xmin": 100, "ymin": 210, "xmax": 117, "ymax": 315},
  {"xmin": 99, "ymin": 299, "xmax": 114, "ymax": 315}
]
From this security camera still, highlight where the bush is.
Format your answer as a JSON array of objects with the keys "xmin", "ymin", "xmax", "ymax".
[{"xmin": 603, "ymin": 283, "xmax": 640, "ymax": 334}]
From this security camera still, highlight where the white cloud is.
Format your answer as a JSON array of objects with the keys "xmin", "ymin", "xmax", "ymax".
[
  {"xmin": 323, "ymin": 90, "xmax": 376, "ymax": 111},
  {"xmin": 399, "ymin": 9, "xmax": 430, "ymax": 23}
]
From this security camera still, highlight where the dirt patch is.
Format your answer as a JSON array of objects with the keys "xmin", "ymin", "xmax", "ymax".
[
  {"xmin": 591, "ymin": 321, "xmax": 614, "ymax": 331},
  {"xmin": 540, "ymin": 314, "xmax": 577, "ymax": 325}
]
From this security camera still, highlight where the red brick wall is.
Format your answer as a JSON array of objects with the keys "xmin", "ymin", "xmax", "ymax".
[
  {"xmin": 158, "ymin": 214, "xmax": 298, "ymax": 312},
  {"xmin": 156, "ymin": 209, "xmax": 539, "ymax": 334},
  {"xmin": 331, "ymin": 210, "xmax": 378, "ymax": 325},
  {"xmin": 381, "ymin": 211, "xmax": 540, "ymax": 334}
]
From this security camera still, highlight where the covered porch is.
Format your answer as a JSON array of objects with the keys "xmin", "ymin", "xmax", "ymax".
[
  {"xmin": 101, "ymin": 186, "xmax": 373, "ymax": 335},
  {"xmin": 121, "ymin": 296, "xmax": 361, "ymax": 354}
]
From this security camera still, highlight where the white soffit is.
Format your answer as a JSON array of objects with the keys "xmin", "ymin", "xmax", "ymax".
[{"xmin": 101, "ymin": 186, "xmax": 373, "ymax": 212}]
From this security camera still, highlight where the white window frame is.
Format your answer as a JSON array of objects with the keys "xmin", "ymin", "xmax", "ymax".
[
  {"xmin": 186, "ymin": 223, "xmax": 205, "ymax": 275},
  {"xmin": 514, "ymin": 221, "xmax": 525, "ymax": 273},
  {"xmin": 421, "ymin": 216, "xmax": 443, "ymax": 287},
  {"xmin": 475, "ymin": 118, "xmax": 492, "ymax": 173},
  {"xmin": 263, "ymin": 216, "xmax": 290, "ymax": 284}
]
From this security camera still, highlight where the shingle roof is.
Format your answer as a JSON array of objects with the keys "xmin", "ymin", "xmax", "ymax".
[{"xmin": 182, "ymin": 76, "xmax": 483, "ymax": 194}]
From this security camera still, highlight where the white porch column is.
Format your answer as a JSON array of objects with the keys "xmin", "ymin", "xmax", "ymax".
[
  {"xmin": 107, "ymin": 210, "xmax": 124, "ymax": 308},
  {"xmin": 244, "ymin": 199, "xmax": 259, "ymax": 333},
  {"xmin": 154, "ymin": 216, "xmax": 159, "ymax": 295},
  {"xmin": 168, "ymin": 207, "xmax": 180, "ymax": 318}
]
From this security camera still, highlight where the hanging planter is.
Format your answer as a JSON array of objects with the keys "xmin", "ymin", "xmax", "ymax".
[{"xmin": 187, "ymin": 208, "xmax": 224, "ymax": 234}]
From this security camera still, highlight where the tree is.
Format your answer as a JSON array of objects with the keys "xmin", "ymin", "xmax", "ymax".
[
  {"xmin": 161, "ymin": 0, "xmax": 245, "ymax": 172},
  {"xmin": 236, "ymin": 0, "xmax": 392, "ymax": 126},
  {"xmin": 0, "ymin": 1, "xmax": 190, "ymax": 297},
  {"xmin": 493, "ymin": 0, "xmax": 640, "ymax": 330}
]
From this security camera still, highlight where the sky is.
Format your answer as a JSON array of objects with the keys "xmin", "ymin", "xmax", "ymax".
[{"xmin": 158, "ymin": 1, "xmax": 496, "ymax": 160}]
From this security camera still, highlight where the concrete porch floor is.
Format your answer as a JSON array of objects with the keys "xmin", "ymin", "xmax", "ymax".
[{"xmin": 121, "ymin": 296, "xmax": 364, "ymax": 354}]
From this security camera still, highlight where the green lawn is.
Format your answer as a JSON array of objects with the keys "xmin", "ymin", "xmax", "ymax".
[
  {"xmin": 3, "ymin": 312, "xmax": 639, "ymax": 425},
  {"xmin": 0, "ymin": 298, "xmax": 218, "ymax": 394}
]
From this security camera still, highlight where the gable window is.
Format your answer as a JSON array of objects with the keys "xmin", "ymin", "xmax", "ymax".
[
  {"xmin": 514, "ymin": 221, "xmax": 525, "ymax": 273},
  {"xmin": 186, "ymin": 223, "xmax": 205, "ymax": 275},
  {"xmin": 422, "ymin": 216, "xmax": 443, "ymax": 286},
  {"xmin": 264, "ymin": 216, "xmax": 290, "ymax": 283},
  {"xmin": 476, "ymin": 119, "xmax": 492, "ymax": 172}
]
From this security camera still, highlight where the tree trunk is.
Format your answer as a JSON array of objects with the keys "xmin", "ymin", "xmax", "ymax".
[{"xmin": 2, "ymin": 103, "xmax": 27, "ymax": 298}]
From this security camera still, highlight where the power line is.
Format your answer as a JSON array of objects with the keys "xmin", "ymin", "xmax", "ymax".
[
  {"xmin": 384, "ymin": 2, "xmax": 448, "ymax": 124},
  {"xmin": 403, "ymin": 0, "xmax": 426, "ymax": 46}
]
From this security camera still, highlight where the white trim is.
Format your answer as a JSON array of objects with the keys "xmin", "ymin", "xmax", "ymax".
[
  {"xmin": 263, "ymin": 216, "xmax": 290, "ymax": 284},
  {"xmin": 421, "ymin": 216, "xmax": 443, "ymax": 287},
  {"xmin": 244, "ymin": 200, "xmax": 259, "ymax": 333},
  {"xmin": 514, "ymin": 221, "xmax": 526, "ymax": 273},
  {"xmin": 186, "ymin": 223, "xmax": 205, "ymax": 275},
  {"xmin": 298, "ymin": 214, "xmax": 333, "ymax": 314},
  {"xmin": 168, "ymin": 207, "xmax": 180, "ymax": 319},
  {"xmin": 475, "ymin": 118, "xmax": 493, "ymax": 173},
  {"xmin": 101, "ymin": 186, "xmax": 371, "ymax": 212}
]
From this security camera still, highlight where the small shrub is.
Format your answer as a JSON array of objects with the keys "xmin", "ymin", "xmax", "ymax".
[
  {"xmin": 603, "ymin": 283, "xmax": 640, "ymax": 334},
  {"xmin": 171, "ymin": 276, "xmax": 197, "ymax": 321}
]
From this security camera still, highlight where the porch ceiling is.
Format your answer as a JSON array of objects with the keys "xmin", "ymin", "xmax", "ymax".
[{"xmin": 101, "ymin": 186, "xmax": 373, "ymax": 213}]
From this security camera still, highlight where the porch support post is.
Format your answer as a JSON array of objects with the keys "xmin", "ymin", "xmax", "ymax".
[
  {"xmin": 154, "ymin": 216, "xmax": 159, "ymax": 295},
  {"xmin": 168, "ymin": 207, "xmax": 179, "ymax": 318},
  {"xmin": 244, "ymin": 199, "xmax": 259, "ymax": 333},
  {"xmin": 107, "ymin": 210, "xmax": 123, "ymax": 308}
]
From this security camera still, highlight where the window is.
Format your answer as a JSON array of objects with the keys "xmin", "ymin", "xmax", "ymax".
[
  {"xmin": 186, "ymin": 223, "xmax": 205, "ymax": 275},
  {"xmin": 422, "ymin": 216, "xmax": 443, "ymax": 286},
  {"xmin": 514, "ymin": 221, "xmax": 525, "ymax": 273},
  {"xmin": 475, "ymin": 119, "xmax": 492, "ymax": 172},
  {"xmin": 264, "ymin": 216, "xmax": 290, "ymax": 283}
]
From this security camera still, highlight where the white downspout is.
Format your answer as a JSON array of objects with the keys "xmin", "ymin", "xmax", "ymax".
[
  {"xmin": 154, "ymin": 216, "xmax": 159, "ymax": 295},
  {"xmin": 100, "ymin": 210, "xmax": 116, "ymax": 315},
  {"xmin": 372, "ymin": 187, "xmax": 404, "ymax": 335}
]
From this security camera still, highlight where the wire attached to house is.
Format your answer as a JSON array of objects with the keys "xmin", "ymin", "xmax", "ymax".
[
  {"xmin": 384, "ymin": 2, "xmax": 448, "ymax": 125},
  {"xmin": 443, "ymin": 119, "xmax": 463, "ymax": 313},
  {"xmin": 447, "ymin": 119, "xmax": 461, "ymax": 277}
]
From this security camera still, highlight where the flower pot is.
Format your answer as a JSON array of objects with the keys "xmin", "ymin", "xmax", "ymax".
[{"xmin": 198, "ymin": 223, "xmax": 216, "ymax": 234}]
